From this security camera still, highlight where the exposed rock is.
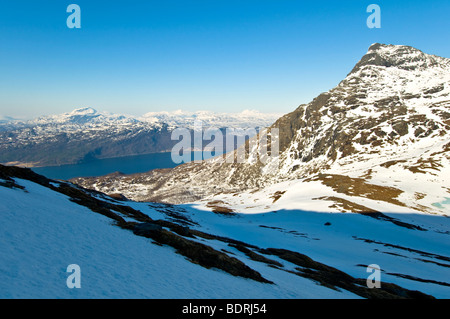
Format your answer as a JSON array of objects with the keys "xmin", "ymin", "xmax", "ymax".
[{"xmin": 133, "ymin": 222, "xmax": 163, "ymax": 236}]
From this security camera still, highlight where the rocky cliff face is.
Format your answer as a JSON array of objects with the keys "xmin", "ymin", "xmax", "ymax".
[
  {"xmin": 272, "ymin": 43, "xmax": 449, "ymax": 177},
  {"xmin": 72, "ymin": 44, "xmax": 450, "ymax": 214}
]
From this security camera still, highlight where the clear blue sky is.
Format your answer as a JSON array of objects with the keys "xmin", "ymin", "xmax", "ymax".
[{"xmin": 0, "ymin": 0, "xmax": 449, "ymax": 119}]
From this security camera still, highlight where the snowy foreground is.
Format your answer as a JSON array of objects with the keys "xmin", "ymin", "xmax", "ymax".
[{"xmin": 0, "ymin": 168, "xmax": 449, "ymax": 299}]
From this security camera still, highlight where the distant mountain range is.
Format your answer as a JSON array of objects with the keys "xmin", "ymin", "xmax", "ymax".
[
  {"xmin": 140, "ymin": 109, "xmax": 282, "ymax": 129},
  {"xmin": 0, "ymin": 108, "xmax": 282, "ymax": 167}
]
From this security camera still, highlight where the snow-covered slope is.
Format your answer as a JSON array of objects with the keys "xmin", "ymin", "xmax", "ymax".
[
  {"xmin": 73, "ymin": 44, "xmax": 450, "ymax": 216},
  {"xmin": 1, "ymin": 165, "xmax": 448, "ymax": 298}
]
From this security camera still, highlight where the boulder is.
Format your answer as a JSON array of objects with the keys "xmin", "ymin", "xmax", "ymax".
[{"xmin": 133, "ymin": 222, "xmax": 163, "ymax": 237}]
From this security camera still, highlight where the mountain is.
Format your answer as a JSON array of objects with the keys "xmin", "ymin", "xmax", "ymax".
[
  {"xmin": 0, "ymin": 108, "xmax": 170, "ymax": 167},
  {"xmin": 140, "ymin": 109, "xmax": 283, "ymax": 129},
  {"xmin": 2, "ymin": 43, "xmax": 450, "ymax": 299},
  {"xmin": 0, "ymin": 116, "xmax": 18, "ymax": 124},
  {"xmin": 1, "ymin": 164, "xmax": 448, "ymax": 298},
  {"xmin": 72, "ymin": 44, "xmax": 450, "ymax": 216},
  {"xmin": 0, "ymin": 108, "xmax": 281, "ymax": 167}
]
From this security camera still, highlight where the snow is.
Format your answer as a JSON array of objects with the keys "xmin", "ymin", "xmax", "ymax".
[
  {"xmin": 0, "ymin": 116, "xmax": 17, "ymax": 123},
  {"xmin": 131, "ymin": 195, "xmax": 450, "ymax": 299},
  {"xmin": 140, "ymin": 109, "xmax": 283, "ymax": 130},
  {"xmin": 69, "ymin": 107, "xmax": 98, "ymax": 116},
  {"xmin": 0, "ymin": 179, "xmax": 358, "ymax": 299},
  {"xmin": 0, "ymin": 108, "xmax": 282, "ymax": 159},
  {"xmin": 1, "ymin": 164, "xmax": 449, "ymax": 299}
]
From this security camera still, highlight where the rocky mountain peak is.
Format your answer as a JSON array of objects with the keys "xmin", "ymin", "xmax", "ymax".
[
  {"xmin": 349, "ymin": 43, "xmax": 447, "ymax": 75},
  {"xmin": 69, "ymin": 107, "xmax": 98, "ymax": 116}
]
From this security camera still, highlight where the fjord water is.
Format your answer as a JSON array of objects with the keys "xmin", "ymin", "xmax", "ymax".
[{"xmin": 32, "ymin": 151, "xmax": 211, "ymax": 180}]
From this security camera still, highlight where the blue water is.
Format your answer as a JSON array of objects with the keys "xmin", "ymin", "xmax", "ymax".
[
  {"xmin": 32, "ymin": 151, "xmax": 213, "ymax": 180},
  {"xmin": 432, "ymin": 197, "xmax": 450, "ymax": 210}
]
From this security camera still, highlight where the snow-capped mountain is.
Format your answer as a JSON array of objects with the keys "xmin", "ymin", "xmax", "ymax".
[
  {"xmin": 140, "ymin": 109, "xmax": 283, "ymax": 129},
  {"xmin": 1, "ymin": 164, "xmax": 448, "ymax": 298},
  {"xmin": 0, "ymin": 116, "xmax": 18, "ymax": 124},
  {"xmin": 29, "ymin": 107, "xmax": 139, "ymax": 126},
  {"xmin": 72, "ymin": 44, "xmax": 450, "ymax": 216},
  {"xmin": 0, "ymin": 108, "xmax": 281, "ymax": 167},
  {"xmin": 0, "ymin": 107, "xmax": 171, "ymax": 167}
]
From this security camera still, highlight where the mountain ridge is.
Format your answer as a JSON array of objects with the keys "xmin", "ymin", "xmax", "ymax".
[
  {"xmin": 72, "ymin": 43, "xmax": 450, "ymax": 215},
  {"xmin": 0, "ymin": 108, "xmax": 281, "ymax": 167}
]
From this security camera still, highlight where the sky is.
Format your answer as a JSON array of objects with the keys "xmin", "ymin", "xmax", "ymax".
[{"xmin": 0, "ymin": 0, "xmax": 449, "ymax": 119}]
